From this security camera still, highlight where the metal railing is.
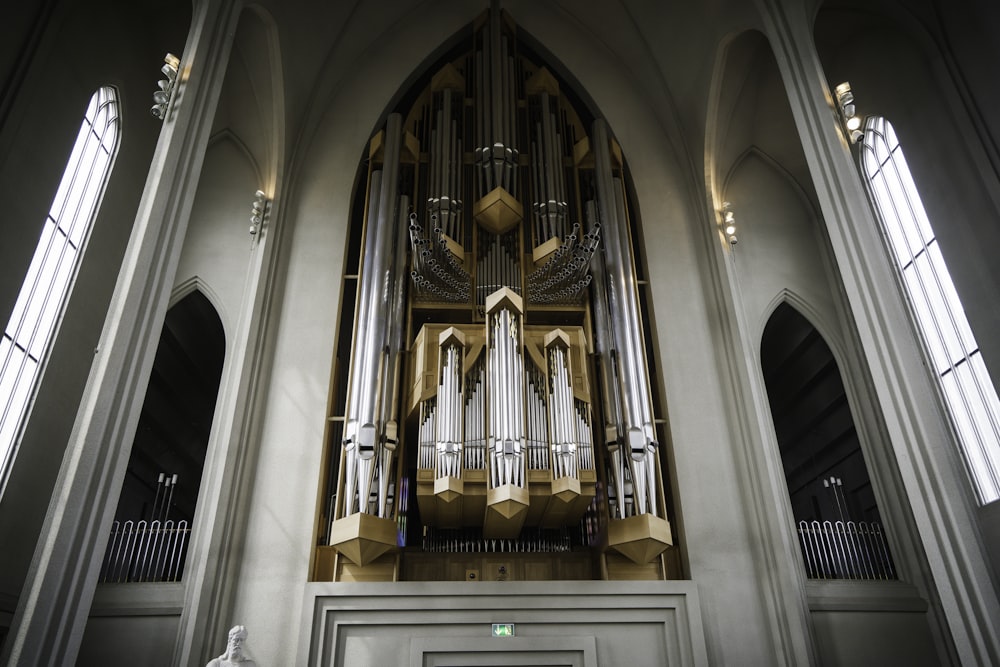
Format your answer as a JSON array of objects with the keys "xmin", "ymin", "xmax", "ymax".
[
  {"xmin": 99, "ymin": 519, "xmax": 190, "ymax": 583},
  {"xmin": 797, "ymin": 519, "xmax": 896, "ymax": 580}
]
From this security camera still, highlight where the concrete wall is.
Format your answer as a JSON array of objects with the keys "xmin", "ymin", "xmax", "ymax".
[
  {"xmin": 78, "ymin": 584, "xmax": 183, "ymax": 667},
  {"xmin": 220, "ymin": 2, "xmax": 786, "ymax": 664},
  {"xmin": 174, "ymin": 136, "xmax": 259, "ymax": 333},
  {"xmin": 0, "ymin": 0, "xmax": 189, "ymax": 637},
  {"xmin": 4, "ymin": 0, "xmax": 1000, "ymax": 665},
  {"xmin": 814, "ymin": 0, "xmax": 1000, "ymax": 590},
  {"xmin": 301, "ymin": 582, "xmax": 708, "ymax": 667}
]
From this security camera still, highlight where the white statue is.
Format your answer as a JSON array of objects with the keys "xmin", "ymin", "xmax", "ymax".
[{"xmin": 207, "ymin": 625, "xmax": 257, "ymax": 667}]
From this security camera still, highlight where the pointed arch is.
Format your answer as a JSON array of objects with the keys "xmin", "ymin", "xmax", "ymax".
[
  {"xmin": 101, "ymin": 287, "xmax": 225, "ymax": 582},
  {"xmin": 760, "ymin": 301, "xmax": 896, "ymax": 578},
  {"xmin": 169, "ymin": 275, "xmax": 227, "ymax": 336},
  {"xmin": 725, "ymin": 146, "xmax": 819, "ymax": 219}
]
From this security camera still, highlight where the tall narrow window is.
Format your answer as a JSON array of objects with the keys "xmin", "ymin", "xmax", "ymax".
[
  {"xmin": 0, "ymin": 86, "xmax": 121, "ymax": 487},
  {"xmin": 861, "ymin": 116, "xmax": 1000, "ymax": 504}
]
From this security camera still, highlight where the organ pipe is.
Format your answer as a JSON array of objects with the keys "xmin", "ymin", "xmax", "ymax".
[
  {"xmin": 330, "ymin": 7, "xmax": 672, "ymax": 573},
  {"xmin": 486, "ymin": 290, "xmax": 526, "ymax": 489},
  {"xmin": 547, "ymin": 334, "xmax": 579, "ymax": 482},
  {"xmin": 435, "ymin": 329, "xmax": 466, "ymax": 480},
  {"xmin": 340, "ymin": 113, "xmax": 404, "ymax": 519},
  {"xmin": 592, "ymin": 118, "xmax": 659, "ymax": 518}
]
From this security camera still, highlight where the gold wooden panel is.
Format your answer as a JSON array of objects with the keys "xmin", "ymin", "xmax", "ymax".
[
  {"xmin": 604, "ymin": 551, "xmax": 665, "ymax": 581},
  {"xmin": 431, "ymin": 62, "xmax": 465, "ymax": 92},
  {"xmin": 484, "ymin": 484, "xmax": 530, "ymax": 537},
  {"xmin": 337, "ymin": 552, "xmax": 398, "ymax": 582},
  {"xmin": 524, "ymin": 66, "xmax": 560, "ymax": 97},
  {"xmin": 329, "ymin": 512, "xmax": 398, "ymax": 566},
  {"xmin": 313, "ymin": 545, "xmax": 337, "ymax": 581},
  {"xmin": 607, "ymin": 513, "xmax": 672, "ymax": 565},
  {"xmin": 532, "ymin": 236, "xmax": 562, "ymax": 265},
  {"xmin": 473, "ymin": 187, "xmax": 524, "ymax": 234},
  {"xmin": 401, "ymin": 551, "xmax": 594, "ymax": 581}
]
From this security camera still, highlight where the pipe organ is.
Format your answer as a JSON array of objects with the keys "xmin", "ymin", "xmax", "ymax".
[{"xmin": 324, "ymin": 6, "xmax": 673, "ymax": 581}]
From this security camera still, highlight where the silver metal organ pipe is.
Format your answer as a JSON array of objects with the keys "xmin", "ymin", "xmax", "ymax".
[
  {"xmin": 549, "ymin": 345, "xmax": 577, "ymax": 480},
  {"xmin": 342, "ymin": 113, "xmax": 404, "ymax": 518},
  {"xmin": 478, "ymin": 45, "xmax": 486, "ymax": 194},
  {"xmin": 488, "ymin": 317, "xmax": 499, "ymax": 487},
  {"xmin": 553, "ymin": 112, "xmax": 567, "ymax": 227},
  {"xmin": 592, "ymin": 118, "xmax": 658, "ymax": 517},
  {"xmin": 577, "ymin": 400, "xmax": 594, "ymax": 471},
  {"xmin": 612, "ymin": 176, "xmax": 658, "ymax": 514},
  {"xmin": 541, "ymin": 93, "xmax": 557, "ymax": 238},
  {"xmin": 435, "ymin": 340, "xmax": 464, "ymax": 479},
  {"xmin": 441, "ymin": 88, "xmax": 451, "ymax": 235},
  {"xmin": 490, "ymin": 1, "xmax": 501, "ymax": 166},
  {"xmin": 341, "ymin": 167, "xmax": 380, "ymax": 517},
  {"xmin": 488, "ymin": 306, "xmax": 529, "ymax": 488},
  {"xmin": 377, "ymin": 195, "xmax": 411, "ymax": 513},
  {"xmin": 382, "ymin": 195, "xmax": 414, "ymax": 422},
  {"xmin": 500, "ymin": 36, "xmax": 510, "ymax": 192},
  {"xmin": 586, "ymin": 199, "xmax": 627, "ymax": 519}
]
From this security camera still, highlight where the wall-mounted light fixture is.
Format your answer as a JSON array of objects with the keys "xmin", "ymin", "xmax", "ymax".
[
  {"xmin": 722, "ymin": 202, "xmax": 737, "ymax": 245},
  {"xmin": 151, "ymin": 53, "xmax": 180, "ymax": 120},
  {"xmin": 250, "ymin": 190, "xmax": 269, "ymax": 240},
  {"xmin": 834, "ymin": 82, "xmax": 864, "ymax": 144}
]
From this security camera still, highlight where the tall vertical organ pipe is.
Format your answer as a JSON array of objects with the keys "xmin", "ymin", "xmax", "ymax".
[
  {"xmin": 341, "ymin": 113, "xmax": 404, "ymax": 518},
  {"xmin": 592, "ymin": 118, "xmax": 659, "ymax": 518}
]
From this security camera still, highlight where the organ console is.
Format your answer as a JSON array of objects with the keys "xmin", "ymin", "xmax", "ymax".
[{"xmin": 321, "ymin": 4, "xmax": 673, "ymax": 582}]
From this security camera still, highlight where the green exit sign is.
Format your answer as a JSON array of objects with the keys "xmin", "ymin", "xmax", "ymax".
[{"xmin": 492, "ymin": 623, "xmax": 515, "ymax": 637}]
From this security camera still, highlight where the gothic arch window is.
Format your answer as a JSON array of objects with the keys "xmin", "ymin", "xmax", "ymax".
[
  {"xmin": 861, "ymin": 116, "xmax": 1000, "ymax": 504},
  {"xmin": 99, "ymin": 288, "xmax": 225, "ymax": 582},
  {"xmin": 761, "ymin": 303, "xmax": 896, "ymax": 579},
  {"xmin": 0, "ymin": 86, "xmax": 120, "ymax": 488}
]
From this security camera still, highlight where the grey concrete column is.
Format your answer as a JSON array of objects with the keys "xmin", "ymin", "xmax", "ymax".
[
  {"xmin": 0, "ymin": 0, "xmax": 241, "ymax": 664},
  {"xmin": 171, "ymin": 10, "xmax": 288, "ymax": 665},
  {"xmin": 756, "ymin": 0, "xmax": 1000, "ymax": 664}
]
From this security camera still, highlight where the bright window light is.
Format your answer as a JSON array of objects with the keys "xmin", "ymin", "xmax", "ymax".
[
  {"xmin": 0, "ymin": 86, "xmax": 120, "ymax": 490},
  {"xmin": 861, "ymin": 115, "xmax": 1000, "ymax": 504}
]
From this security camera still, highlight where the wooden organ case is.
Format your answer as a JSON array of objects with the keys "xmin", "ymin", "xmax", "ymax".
[{"xmin": 316, "ymin": 7, "xmax": 676, "ymax": 583}]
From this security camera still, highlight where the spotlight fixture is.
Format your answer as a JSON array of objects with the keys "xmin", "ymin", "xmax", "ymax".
[
  {"xmin": 834, "ymin": 81, "xmax": 864, "ymax": 144},
  {"xmin": 722, "ymin": 202, "xmax": 737, "ymax": 245},
  {"xmin": 250, "ymin": 190, "xmax": 269, "ymax": 239},
  {"xmin": 151, "ymin": 53, "xmax": 180, "ymax": 120}
]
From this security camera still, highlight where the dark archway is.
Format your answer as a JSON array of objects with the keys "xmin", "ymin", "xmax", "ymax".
[
  {"xmin": 761, "ymin": 302, "xmax": 894, "ymax": 578},
  {"xmin": 100, "ymin": 288, "xmax": 225, "ymax": 582}
]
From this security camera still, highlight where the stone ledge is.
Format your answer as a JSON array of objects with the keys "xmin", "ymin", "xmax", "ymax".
[{"xmin": 805, "ymin": 580, "xmax": 929, "ymax": 612}]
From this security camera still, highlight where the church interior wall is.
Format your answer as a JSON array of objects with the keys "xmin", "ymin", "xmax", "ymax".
[
  {"xmin": 174, "ymin": 137, "xmax": 259, "ymax": 336},
  {"xmin": 0, "ymin": 0, "xmax": 189, "ymax": 637},
  {"xmin": 814, "ymin": 1, "xmax": 1000, "ymax": 583},
  {"xmin": 810, "ymin": 607, "xmax": 939, "ymax": 665},
  {"xmin": 703, "ymin": 21, "xmax": 951, "ymax": 664},
  {"xmin": 815, "ymin": 3, "xmax": 1000, "ymax": 387},
  {"xmin": 3, "ymin": 0, "xmax": 1000, "ymax": 664},
  {"xmin": 219, "ymin": 2, "xmax": 791, "ymax": 663}
]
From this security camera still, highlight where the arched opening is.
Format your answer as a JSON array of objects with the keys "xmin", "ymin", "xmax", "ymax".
[
  {"xmin": 99, "ymin": 288, "xmax": 225, "ymax": 582},
  {"xmin": 317, "ymin": 7, "xmax": 675, "ymax": 583},
  {"xmin": 761, "ymin": 302, "xmax": 895, "ymax": 579}
]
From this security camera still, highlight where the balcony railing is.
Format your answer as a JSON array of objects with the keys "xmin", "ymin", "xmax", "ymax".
[
  {"xmin": 99, "ymin": 519, "xmax": 190, "ymax": 583},
  {"xmin": 797, "ymin": 519, "xmax": 896, "ymax": 580}
]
